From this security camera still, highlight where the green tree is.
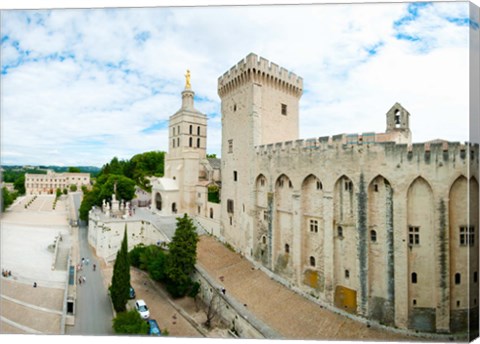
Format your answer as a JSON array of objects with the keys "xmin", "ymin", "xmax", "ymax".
[
  {"xmin": 56, "ymin": 188, "xmax": 62, "ymax": 198},
  {"xmin": 1, "ymin": 187, "xmax": 14, "ymax": 211},
  {"xmin": 112, "ymin": 310, "xmax": 149, "ymax": 334},
  {"xmin": 70, "ymin": 184, "xmax": 78, "ymax": 192},
  {"xmin": 68, "ymin": 167, "xmax": 81, "ymax": 173},
  {"xmin": 110, "ymin": 226, "xmax": 131, "ymax": 312},
  {"xmin": 128, "ymin": 244, "xmax": 146, "ymax": 268},
  {"xmin": 13, "ymin": 174, "xmax": 25, "ymax": 195},
  {"xmin": 63, "ymin": 188, "xmax": 68, "ymax": 195},
  {"xmin": 165, "ymin": 214, "xmax": 199, "ymax": 298},
  {"xmin": 206, "ymin": 153, "xmax": 217, "ymax": 158}
]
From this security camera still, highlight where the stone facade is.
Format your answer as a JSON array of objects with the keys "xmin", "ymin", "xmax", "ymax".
[
  {"xmin": 216, "ymin": 53, "xmax": 478, "ymax": 334},
  {"xmin": 25, "ymin": 170, "xmax": 90, "ymax": 195},
  {"xmin": 100, "ymin": 53, "xmax": 478, "ymax": 335}
]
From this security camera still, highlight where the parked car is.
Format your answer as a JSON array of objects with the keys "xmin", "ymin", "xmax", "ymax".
[
  {"xmin": 135, "ymin": 299, "xmax": 150, "ymax": 320},
  {"xmin": 129, "ymin": 286, "xmax": 136, "ymax": 299},
  {"xmin": 147, "ymin": 319, "xmax": 161, "ymax": 336}
]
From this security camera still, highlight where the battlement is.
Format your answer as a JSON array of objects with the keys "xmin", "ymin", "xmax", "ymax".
[
  {"xmin": 255, "ymin": 136, "xmax": 478, "ymax": 163},
  {"xmin": 218, "ymin": 53, "xmax": 303, "ymax": 98}
]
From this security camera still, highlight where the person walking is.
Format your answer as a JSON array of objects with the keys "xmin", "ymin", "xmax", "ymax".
[{"xmin": 93, "ymin": 264, "xmax": 96, "ymax": 271}]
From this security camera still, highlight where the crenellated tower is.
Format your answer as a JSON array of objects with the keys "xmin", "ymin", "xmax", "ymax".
[{"xmin": 218, "ymin": 53, "xmax": 303, "ymax": 255}]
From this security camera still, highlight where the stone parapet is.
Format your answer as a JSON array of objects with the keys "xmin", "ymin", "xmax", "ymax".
[{"xmin": 218, "ymin": 53, "xmax": 303, "ymax": 98}]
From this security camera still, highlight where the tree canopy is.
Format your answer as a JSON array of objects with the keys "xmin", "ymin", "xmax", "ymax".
[
  {"xmin": 110, "ymin": 226, "xmax": 131, "ymax": 313},
  {"xmin": 112, "ymin": 310, "xmax": 149, "ymax": 335}
]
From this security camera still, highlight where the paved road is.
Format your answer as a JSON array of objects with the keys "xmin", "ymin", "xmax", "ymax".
[{"xmin": 66, "ymin": 225, "xmax": 114, "ymax": 335}]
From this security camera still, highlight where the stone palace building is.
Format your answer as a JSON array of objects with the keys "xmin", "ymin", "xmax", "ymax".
[
  {"xmin": 95, "ymin": 53, "xmax": 478, "ymax": 335},
  {"xmin": 25, "ymin": 170, "xmax": 90, "ymax": 195}
]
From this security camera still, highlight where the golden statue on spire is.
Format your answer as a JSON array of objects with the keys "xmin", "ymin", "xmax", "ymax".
[{"xmin": 185, "ymin": 69, "xmax": 191, "ymax": 89}]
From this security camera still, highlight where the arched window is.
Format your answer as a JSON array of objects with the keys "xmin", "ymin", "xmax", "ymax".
[
  {"xmin": 197, "ymin": 126, "xmax": 200, "ymax": 135},
  {"xmin": 309, "ymin": 256, "xmax": 316, "ymax": 267},
  {"xmin": 411, "ymin": 272, "xmax": 417, "ymax": 284},
  {"xmin": 189, "ymin": 125, "xmax": 193, "ymax": 134},
  {"xmin": 189, "ymin": 137, "xmax": 193, "ymax": 147},
  {"xmin": 155, "ymin": 193, "xmax": 162, "ymax": 211},
  {"xmin": 455, "ymin": 273, "xmax": 461, "ymax": 285},
  {"xmin": 197, "ymin": 138, "xmax": 200, "ymax": 148},
  {"xmin": 172, "ymin": 202, "xmax": 177, "ymax": 214},
  {"xmin": 370, "ymin": 230, "xmax": 377, "ymax": 242}
]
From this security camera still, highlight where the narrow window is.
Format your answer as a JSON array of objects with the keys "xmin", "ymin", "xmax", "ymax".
[
  {"xmin": 263, "ymin": 210, "xmax": 269, "ymax": 221},
  {"xmin": 233, "ymin": 171, "xmax": 237, "ymax": 182},
  {"xmin": 228, "ymin": 139, "xmax": 233, "ymax": 153},
  {"xmin": 177, "ymin": 137, "xmax": 180, "ymax": 147},
  {"xmin": 370, "ymin": 230, "xmax": 377, "ymax": 242},
  {"xmin": 173, "ymin": 127, "xmax": 176, "ymax": 136},
  {"xmin": 233, "ymin": 104, "xmax": 237, "ymax": 112},
  {"xmin": 289, "ymin": 180, "xmax": 293, "ymax": 188},
  {"xmin": 411, "ymin": 272, "xmax": 417, "ymax": 284},
  {"xmin": 374, "ymin": 184, "xmax": 378, "ymax": 192},
  {"xmin": 345, "ymin": 270, "xmax": 350, "ymax": 278},
  {"xmin": 281, "ymin": 103, "xmax": 287, "ymax": 115},
  {"xmin": 413, "ymin": 299, "xmax": 417, "ymax": 306},
  {"xmin": 177, "ymin": 125, "xmax": 180, "ymax": 134},
  {"xmin": 209, "ymin": 208, "xmax": 214, "ymax": 219},
  {"xmin": 189, "ymin": 125, "xmax": 193, "ymax": 134},
  {"xmin": 309, "ymin": 256, "xmax": 316, "ymax": 267},
  {"xmin": 317, "ymin": 181, "xmax": 322, "ymax": 190},
  {"xmin": 409, "ymin": 226, "xmax": 420, "ymax": 245},
  {"xmin": 197, "ymin": 126, "xmax": 200, "ymax": 135},
  {"xmin": 227, "ymin": 199, "xmax": 234, "ymax": 214},
  {"xmin": 262, "ymin": 236, "xmax": 266, "ymax": 244},
  {"xmin": 189, "ymin": 137, "xmax": 193, "ymax": 147},
  {"xmin": 337, "ymin": 226, "xmax": 343, "ymax": 238},
  {"xmin": 285, "ymin": 244, "xmax": 290, "ymax": 254},
  {"xmin": 260, "ymin": 178, "xmax": 265, "ymax": 187},
  {"xmin": 197, "ymin": 206, "xmax": 201, "ymax": 214},
  {"xmin": 197, "ymin": 138, "xmax": 200, "ymax": 148},
  {"xmin": 474, "ymin": 271, "xmax": 478, "ymax": 283},
  {"xmin": 173, "ymin": 139, "xmax": 175, "ymax": 148},
  {"xmin": 455, "ymin": 273, "xmax": 461, "ymax": 285},
  {"xmin": 457, "ymin": 300, "xmax": 461, "ymax": 307},
  {"xmin": 229, "ymin": 217, "xmax": 233, "ymax": 225},
  {"xmin": 310, "ymin": 219, "xmax": 318, "ymax": 233}
]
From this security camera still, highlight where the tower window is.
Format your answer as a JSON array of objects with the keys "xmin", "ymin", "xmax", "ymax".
[
  {"xmin": 197, "ymin": 138, "xmax": 200, "ymax": 148},
  {"xmin": 197, "ymin": 126, "xmax": 200, "ymax": 135},
  {"xmin": 374, "ymin": 184, "xmax": 378, "ymax": 192},
  {"xmin": 177, "ymin": 137, "xmax": 180, "ymax": 147},
  {"xmin": 281, "ymin": 103, "xmax": 287, "ymax": 115},
  {"xmin": 233, "ymin": 104, "xmax": 237, "ymax": 112},
  {"xmin": 173, "ymin": 127, "xmax": 176, "ymax": 136},
  {"xmin": 309, "ymin": 256, "xmax": 316, "ymax": 267},
  {"xmin": 413, "ymin": 299, "xmax": 417, "ymax": 306},
  {"xmin": 173, "ymin": 139, "xmax": 175, "ymax": 148},
  {"xmin": 310, "ymin": 219, "xmax": 318, "ymax": 233},
  {"xmin": 344, "ymin": 180, "xmax": 353, "ymax": 191},
  {"xmin": 189, "ymin": 125, "xmax": 193, "ymax": 134},
  {"xmin": 228, "ymin": 139, "xmax": 233, "ymax": 153},
  {"xmin": 337, "ymin": 226, "xmax": 343, "ymax": 238},
  {"xmin": 460, "ymin": 226, "xmax": 475, "ymax": 246},
  {"xmin": 409, "ymin": 226, "xmax": 420, "ymax": 246},
  {"xmin": 370, "ymin": 230, "xmax": 377, "ymax": 242},
  {"xmin": 285, "ymin": 244, "xmax": 290, "ymax": 254},
  {"xmin": 262, "ymin": 236, "xmax": 266, "ymax": 244},
  {"xmin": 233, "ymin": 171, "xmax": 237, "ymax": 181},
  {"xmin": 210, "ymin": 208, "xmax": 214, "ymax": 219},
  {"xmin": 411, "ymin": 272, "xmax": 417, "ymax": 284},
  {"xmin": 189, "ymin": 137, "xmax": 193, "ymax": 147},
  {"xmin": 345, "ymin": 270, "xmax": 350, "ymax": 279},
  {"xmin": 474, "ymin": 271, "xmax": 478, "ymax": 283},
  {"xmin": 227, "ymin": 199, "xmax": 234, "ymax": 213},
  {"xmin": 177, "ymin": 125, "xmax": 180, "ymax": 134},
  {"xmin": 317, "ymin": 181, "xmax": 322, "ymax": 190},
  {"xmin": 455, "ymin": 273, "xmax": 461, "ymax": 285}
]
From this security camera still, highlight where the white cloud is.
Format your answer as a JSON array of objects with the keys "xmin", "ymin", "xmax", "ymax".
[{"xmin": 0, "ymin": 1, "xmax": 473, "ymax": 167}]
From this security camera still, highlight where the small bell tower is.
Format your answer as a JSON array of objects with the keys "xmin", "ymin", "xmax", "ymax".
[{"xmin": 385, "ymin": 102, "xmax": 412, "ymax": 144}]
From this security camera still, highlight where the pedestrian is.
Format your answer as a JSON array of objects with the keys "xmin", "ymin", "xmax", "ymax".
[
  {"xmin": 221, "ymin": 287, "xmax": 226, "ymax": 295},
  {"xmin": 93, "ymin": 264, "xmax": 96, "ymax": 271},
  {"xmin": 78, "ymin": 276, "xmax": 82, "ymax": 285},
  {"xmin": 33, "ymin": 282, "xmax": 37, "ymax": 288}
]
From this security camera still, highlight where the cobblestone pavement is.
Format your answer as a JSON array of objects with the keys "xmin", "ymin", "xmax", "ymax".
[{"xmin": 196, "ymin": 235, "xmax": 417, "ymax": 341}]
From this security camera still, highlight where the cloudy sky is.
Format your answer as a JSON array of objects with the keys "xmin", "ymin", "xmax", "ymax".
[{"xmin": 1, "ymin": 1, "xmax": 478, "ymax": 167}]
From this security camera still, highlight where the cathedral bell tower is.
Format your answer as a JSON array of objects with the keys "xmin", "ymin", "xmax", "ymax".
[
  {"xmin": 385, "ymin": 102, "xmax": 412, "ymax": 144},
  {"xmin": 163, "ymin": 70, "xmax": 207, "ymax": 214}
]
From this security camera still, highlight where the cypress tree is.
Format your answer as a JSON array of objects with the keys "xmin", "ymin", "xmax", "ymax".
[
  {"xmin": 110, "ymin": 225, "xmax": 131, "ymax": 312},
  {"xmin": 165, "ymin": 214, "xmax": 199, "ymax": 297}
]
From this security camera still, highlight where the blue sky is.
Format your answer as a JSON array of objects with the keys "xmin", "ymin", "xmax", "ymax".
[{"xmin": 0, "ymin": 0, "xmax": 477, "ymax": 167}]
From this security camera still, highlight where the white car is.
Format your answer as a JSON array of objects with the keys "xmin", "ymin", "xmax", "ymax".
[{"xmin": 135, "ymin": 299, "xmax": 150, "ymax": 320}]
